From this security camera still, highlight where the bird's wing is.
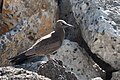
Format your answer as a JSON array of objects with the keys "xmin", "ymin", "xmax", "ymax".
[
  {"xmin": 9, "ymin": 31, "xmax": 62, "ymax": 65},
  {"xmin": 33, "ymin": 33, "xmax": 61, "ymax": 55},
  {"xmin": 29, "ymin": 31, "xmax": 55, "ymax": 49},
  {"xmin": 29, "ymin": 31, "xmax": 62, "ymax": 55}
]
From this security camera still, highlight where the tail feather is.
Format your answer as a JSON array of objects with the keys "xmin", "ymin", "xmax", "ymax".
[{"xmin": 9, "ymin": 52, "xmax": 34, "ymax": 65}]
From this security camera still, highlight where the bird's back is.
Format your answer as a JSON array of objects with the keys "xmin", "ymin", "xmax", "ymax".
[{"xmin": 25, "ymin": 30, "xmax": 63, "ymax": 56}]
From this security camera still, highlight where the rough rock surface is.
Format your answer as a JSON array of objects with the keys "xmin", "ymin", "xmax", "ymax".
[
  {"xmin": 0, "ymin": 0, "xmax": 58, "ymax": 66},
  {"xmin": 0, "ymin": 60, "xmax": 78, "ymax": 80},
  {"xmin": 54, "ymin": 40, "xmax": 105, "ymax": 80},
  {"xmin": 111, "ymin": 71, "xmax": 120, "ymax": 80},
  {"xmin": 38, "ymin": 60, "xmax": 78, "ymax": 80},
  {"xmin": 0, "ymin": 0, "xmax": 120, "ymax": 80},
  {"xmin": 0, "ymin": 66, "xmax": 51, "ymax": 80},
  {"xmin": 70, "ymin": 0, "xmax": 120, "ymax": 70},
  {"xmin": 8, "ymin": 40, "xmax": 105, "ymax": 80}
]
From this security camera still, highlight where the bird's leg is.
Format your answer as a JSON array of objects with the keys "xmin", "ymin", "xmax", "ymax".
[
  {"xmin": 47, "ymin": 54, "xmax": 52, "ymax": 60},
  {"xmin": 47, "ymin": 54, "xmax": 56, "ymax": 61},
  {"xmin": 46, "ymin": 54, "xmax": 58, "ymax": 64}
]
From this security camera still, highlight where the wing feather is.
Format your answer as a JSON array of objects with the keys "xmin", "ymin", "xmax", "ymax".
[{"xmin": 26, "ymin": 31, "xmax": 61, "ymax": 55}]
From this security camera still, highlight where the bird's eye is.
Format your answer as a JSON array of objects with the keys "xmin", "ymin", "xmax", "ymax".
[{"xmin": 61, "ymin": 22, "xmax": 65, "ymax": 25}]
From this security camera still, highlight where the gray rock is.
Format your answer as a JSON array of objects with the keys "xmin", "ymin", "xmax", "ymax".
[
  {"xmin": 0, "ymin": 66, "xmax": 51, "ymax": 80},
  {"xmin": 0, "ymin": 0, "xmax": 58, "ymax": 66},
  {"xmin": 0, "ymin": 60, "xmax": 79, "ymax": 80},
  {"xmin": 38, "ymin": 60, "xmax": 78, "ymax": 80},
  {"xmin": 54, "ymin": 40, "xmax": 105, "ymax": 80},
  {"xmin": 111, "ymin": 70, "xmax": 120, "ymax": 80},
  {"xmin": 1, "ymin": 0, "xmax": 120, "ymax": 79},
  {"xmin": 69, "ymin": 0, "xmax": 120, "ymax": 70}
]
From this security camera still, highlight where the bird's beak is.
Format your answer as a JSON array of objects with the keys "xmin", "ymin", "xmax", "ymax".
[
  {"xmin": 66, "ymin": 23, "xmax": 73, "ymax": 27},
  {"xmin": 64, "ymin": 23, "xmax": 73, "ymax": 28},
  {"xmin": 57, "ymin": 20, "xmax": 74, "ymax": 28}
]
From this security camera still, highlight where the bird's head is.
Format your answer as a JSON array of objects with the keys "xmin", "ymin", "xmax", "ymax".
[{"xmin": 54, "ymin": 20, "xmax": 73, "ymax": 30}]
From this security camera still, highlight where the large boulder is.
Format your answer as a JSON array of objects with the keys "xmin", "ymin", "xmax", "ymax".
[
  {"xmin": 0, "ymin": 60, "xmax": 78, "ymax": 80},
  {"xmin": 0, "ymin": 66, "xmax": 51, "ymax": 80},
  {"xmin": 54, "ymin": 40, "xmax": 105, "ymax": 80},
  {"xmin": 38, "ymin": 60, "xmax": 78, "ymax": 80},
  {"xmin": 0, "ymin": 0, "xmax": 58, "ymax": 66},
  {"xmin": 6, "ymin": 40, "xmax": 105, "ymax": 80},
  {"xmin": 69, "ymin": 0, "xmax": 120, "ymax": 70}
]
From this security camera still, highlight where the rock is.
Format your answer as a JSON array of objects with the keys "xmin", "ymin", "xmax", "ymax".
[
  {"xmin": 14, "ymin": 60, "xmax": 48, "ymax": 72},
  {"xmin": 0, "ymin": 60, "xmax": 79, "ymax": 80},
  {"xmin": 0, "ymin": 0, "xmax": 58, "ymax": 66},
  {"xmin": 5, "ymin": 40, "xmax": 105, "ymax": 80},
  {"xmin": 54, "ymin": 40, "xmax": 105, "ymax": 80},
  {"xmin": 69, "ymin": 0, "xmax": 120, "ymax": 70},
  {"xmin": 0, "ymin": 66, "xmax": 51, "ymax": 80},
  {"xmin": 111, "ymin": 70, "xmax": 120, "ymax": 80},
  {"xmin": 1, "ymin": 0, "xmax": 119, "ymax": 79},
  {"xmin": 91, "ymin": 77, "xmax": 103, "ymax": 80},
  {"xmin": 38, "ymin": 60, "xmax": 78, "ymax": 80}
]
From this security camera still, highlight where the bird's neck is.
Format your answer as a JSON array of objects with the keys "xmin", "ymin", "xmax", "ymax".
[{"xmin": 55, "ymin": 27, "xmax": 65, "ymax": 44}]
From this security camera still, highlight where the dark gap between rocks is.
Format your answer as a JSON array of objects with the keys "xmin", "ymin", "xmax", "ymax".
[
  {"xmin": 73, "ymin": 30, "xmax": 118, "ymax": 80},
  {"xmin": 57, "ymin": 0, "xmax": 118, "ymax": 80}
]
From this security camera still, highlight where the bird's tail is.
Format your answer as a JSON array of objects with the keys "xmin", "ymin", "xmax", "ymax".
[{"xmin": 8, "ymin": 51, "xmax": 35, "ymax": 65}]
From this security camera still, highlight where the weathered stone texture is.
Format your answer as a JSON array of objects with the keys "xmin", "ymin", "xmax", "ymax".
[
  {"xmin": 0, "ymin": 66, "xmax": 51, "ymax": 80},
  {"xmin": 38, "ymin": 60, "xmax": 78, "ymax": 80},
  {"xmin": 111, "ymin": 71, "xmax": 120, "ymax": 80},
  {"xmin": 0, "ymin": 60, "xmax": 78, "ymax": 80},
  {"xmin": 0, "ymin": 0, "xmax": 58, "ymax": 66},
  {"xmin": 70, "ymin": 0, "xmax": 120, "ymax": 70},
  {"xmin": 54, "ymin": 40, "xmax": 105, "ymax": 80}
]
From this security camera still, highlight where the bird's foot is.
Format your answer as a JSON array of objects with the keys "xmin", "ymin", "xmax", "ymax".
[
  {"xmin": 47, "ymin": 55, "xmax": 52, "ymax": 60},
  {"xmin": 47, "ymin": 59, "xmax": 63, "ymax": 66},
  {"xmin": 48, "ymin": 58, "xmax": 59, "ymax": 65},
  {"xmin": 46, "ymin": 55, "xmax": 57, "ymax": 63}
]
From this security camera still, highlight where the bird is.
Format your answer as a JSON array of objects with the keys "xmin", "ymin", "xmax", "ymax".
[
  {"xmin": 0, "ymin": 0, "xmax": 3, "ymax": 13},
  {"xmin": 9, "ymin": 20, "xmax": 73, "ymax": 65}
]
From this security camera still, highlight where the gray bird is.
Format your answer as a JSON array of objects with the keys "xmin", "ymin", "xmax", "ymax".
[{"xmin": 9, "ymin": 20, "xmax": 73, "ymax": 65}]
